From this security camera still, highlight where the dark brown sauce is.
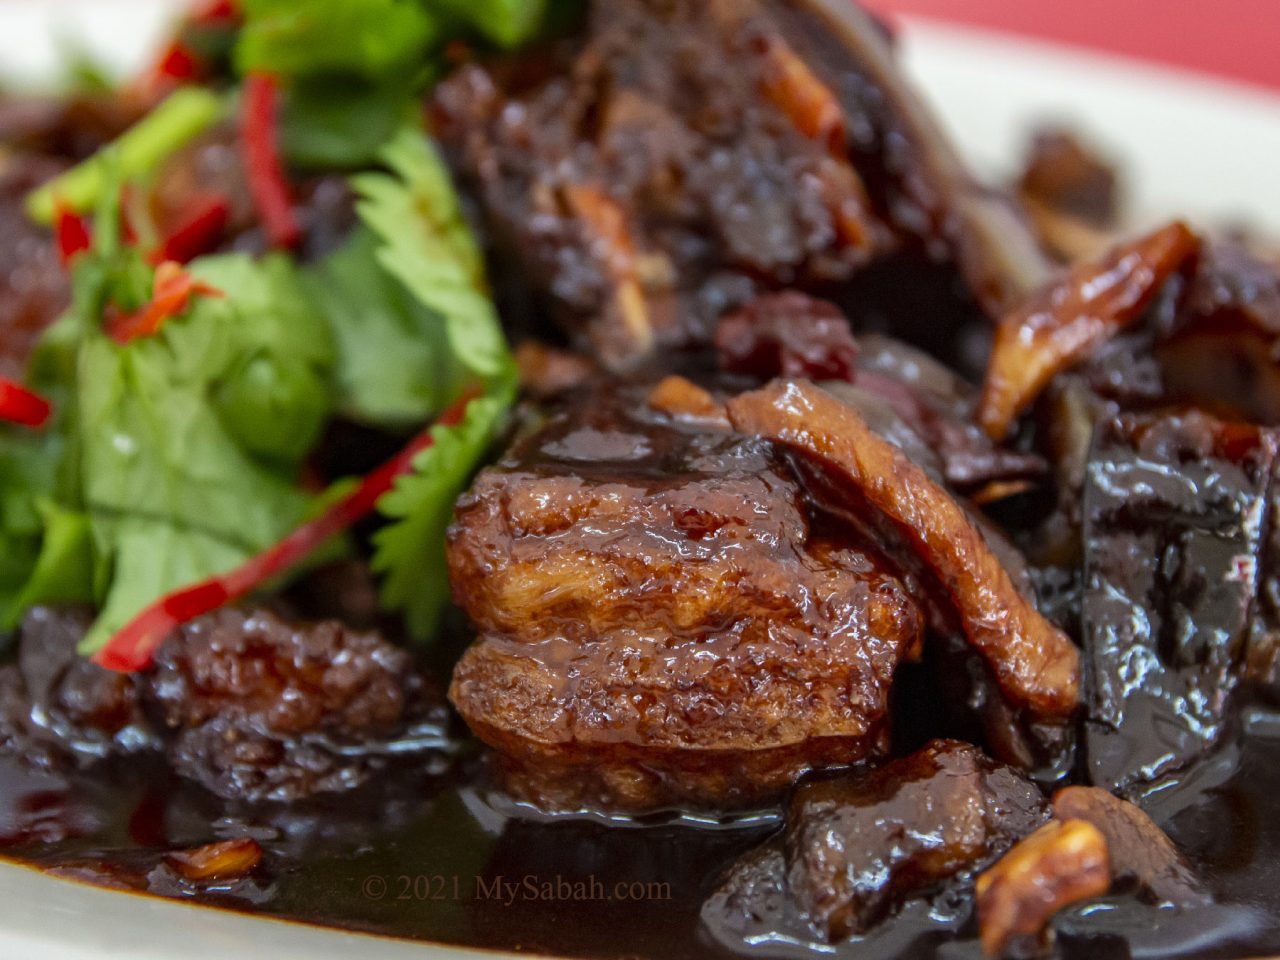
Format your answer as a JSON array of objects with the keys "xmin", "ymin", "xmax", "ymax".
[{"xmin": 1, "ymin": 710, "xmax": 1280, "ymax": 959}]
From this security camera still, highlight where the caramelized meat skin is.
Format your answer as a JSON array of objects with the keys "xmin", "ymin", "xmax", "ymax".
[
  {"xmin": 148, "ymin": 609, "xmax": 446, "ymax": 802},
  {"xmin": 977, "ymin": 222, "xmax": 1198, "ymax": 441},
  {"xmin": 727, "ymin": 380, "xmax": 1080, "ymax": 720},
  {"xmin": 1081, "ymin": 412, "xmax": 1274, "ymax": 791},
  {"xmin": 785, "ymin": 740, "xmax": 1047, "ymax": 941},
  {"xmin": 715, "ymin": 291, "xmax": 859, "ymax": 382},
  {"xmin": 432, "ymin": 0, "xmax": 893, "ymax": 368},
  {"xmin": 1052, "ymin": 786, "xmax": 1208, "ymax": 907},
  {"xmin": 448, "ymin": 384, "xmax": 922, "ymax": 810},
  {"xmin": 976, "ymin": 818, "xmax": 1111, "ymax": 957}
]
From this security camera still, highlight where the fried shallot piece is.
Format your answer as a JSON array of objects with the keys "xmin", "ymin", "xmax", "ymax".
[
  {"xmin": 726, "ymin": 379, "xmax": 1079, "ymax": 721},
  {"xmin": 977, "ymin": 221, "xmax": 1198, "ymax": 440},
  {"xmin": 448, "ymin": 383, "xmax": 923, "ymax": 811}
]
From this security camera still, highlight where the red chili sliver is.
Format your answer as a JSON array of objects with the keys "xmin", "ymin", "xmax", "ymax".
[
  {"xmin": 55, "ymin": 204, "xmax": 92, "ymax": 266},
  {"xmin": 150, "ymin": 194, "xmax": 230, "ymax": 265},
  {"xmin": 106, "ymin": 261, "xmax": 225, "ymax": 344},
  {"xmin": 240, "ymin": 73, "xmax": 300, "ymax": 251},
  {"xmin": 0, "ymin": 378, "xmax": 52, "ymax": 429},
  {"xmin": 155, "ymin": 42, "xmax": 200, "ymax": 83},
  {"xmin": 92, "ymin": 388, "xmax": 480, "ymax": 672},
  {"xmin": 193, "ymin": 0, "xmax": 238, "ymax": 26}
]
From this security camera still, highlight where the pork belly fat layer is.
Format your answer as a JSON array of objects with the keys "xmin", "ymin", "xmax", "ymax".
[{"xmin": 447, "ymin": 385, "xmax": 922, "ymax": 810}]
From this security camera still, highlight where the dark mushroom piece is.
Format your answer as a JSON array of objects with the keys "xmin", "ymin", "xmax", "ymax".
[{"xmin": 1081, "ymin": 411, "xmax": 1272, "ymax": 791}]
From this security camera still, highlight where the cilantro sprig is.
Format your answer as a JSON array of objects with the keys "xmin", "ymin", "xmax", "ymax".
[{"xmin": 3, "ymin": 2, "xmax": 567, "ymax": 659}]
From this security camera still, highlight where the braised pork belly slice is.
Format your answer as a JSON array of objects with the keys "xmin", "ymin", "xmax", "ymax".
[{"xmin": 447, "ymin": 383, "xmax": 922, "ymax": 811}]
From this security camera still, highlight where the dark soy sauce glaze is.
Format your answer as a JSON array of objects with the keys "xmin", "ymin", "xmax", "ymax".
[{"xmin": 0, "ymin": 712, "xmax": 1278, "ymax": 959}]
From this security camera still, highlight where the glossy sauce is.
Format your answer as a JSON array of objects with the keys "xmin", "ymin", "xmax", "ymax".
[{"xmin": 2, "ymin": 712, "xmax": 1279, "ymax": 959}]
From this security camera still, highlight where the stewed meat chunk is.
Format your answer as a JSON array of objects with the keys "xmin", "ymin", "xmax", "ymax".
[
  {"xmin": 703, "ymin": 741, "xmax": 1047, "ymax": 952},
  {"xmin": 786, "ymin": 740, "xmax": 1048, "ymax": 941},
  {"xmin": 432, "ymin": 0, "xmax": 1050, "ymax": 370},
  {"xmin": 0, "ymin": 606, "xmax": 452, "ymax": 803},
  {"xmin": 433, "ymin": 0, "xmax": 887, "ymax": 368},
  {"xmin": 148, "ymin": 608, "xmax": 450, "ymax": 803},
  {"xmin": 447, "ymin": 382, "xmax": 923, "ymax": 811}
]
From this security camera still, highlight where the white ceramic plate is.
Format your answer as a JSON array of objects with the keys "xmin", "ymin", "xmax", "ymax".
[{"xmin": 2, "ymin": 3, "xmax": 1280, "ymax": 958}]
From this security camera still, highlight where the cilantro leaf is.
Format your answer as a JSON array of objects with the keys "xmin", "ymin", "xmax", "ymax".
[
  {"xmin": 372, "ymin": 380, "xmax": 514, "ymax": 639},
  {"xmin": 4, "ymin": 501, "xmax": 95, "ymax": 627},
  {"xmin": 235, "ymin": 0, "xmax": 437, "ymax": 81},
  {"xmin": 21, "ymin": 225, "xmax": 338, "ymax": 652},
  {"xmin": 188, "ymin": 253, "xmax": 336, "ymax": 464},
  {"xmin": 0, "ymin": 429, "xmax": 72, "ymax": 628},
  {"xmin": 280, "ymin": 75, "xmax": 415, "ymax": 170},
  {"xmin": 352, "ymin": 128, "xmax": 509, "ymax": 381},
  {"xmin": 76, "ymin": 323, "xmax": 316, "ymax": 651},
  {"xmin": 433, "ymin": 0, "xmax": 548, "ymax": 48},
  {"xmin": 304, "ymin": 226, "xmax": 467, "ymax": 426}
]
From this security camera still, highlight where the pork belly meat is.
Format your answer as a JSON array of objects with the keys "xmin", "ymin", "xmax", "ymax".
[{"xmin": 447, "ymin": 383, "xmax": 923, "ymax": 811}]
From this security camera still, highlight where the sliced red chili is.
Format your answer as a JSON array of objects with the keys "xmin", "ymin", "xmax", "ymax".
[
  {"xmin": 54, "ymin": 203, "xmax": 92, "ymax": 266},
  {"xmin": 149, "ymin": 193, "xmax": 230, "ymax": 265},
  {"xmin": 240, "ymin": 73, "xmax": 300, "ymax": 251},
  {"xmin": 192, "ymin": 0, "xmax": 238, "ymax": 27},
  {"xmin": 93, "ymin": 388, "xmax": 481, "ymax": 672},
  {"xmin": 155, "ymin": 42, "xmax": 200, "ymax": 84},
  {"xmin": 0, "ymin": 378, "xmax": 52, "ymax": 429},
  {"xmin": 106, "ymin": 261, "xmax": 224, "ymax": 344}
]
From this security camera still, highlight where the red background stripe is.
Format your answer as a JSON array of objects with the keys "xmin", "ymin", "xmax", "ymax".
[{"xmin": 863, "ymin": 0, "xmax": 1280, "ymax": 93}]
